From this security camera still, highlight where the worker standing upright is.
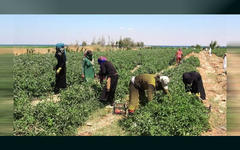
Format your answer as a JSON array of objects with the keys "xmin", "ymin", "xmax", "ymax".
[
  {"xmin": 223, "ymin": 53, "xmax": 227, "ymax": 74},
  {"xmin": 98, "ymin": 56, "xmax": 119, "ymax": 106},
  {"xmin": 128, "ymin": 74, "xmax": 170, "ymax": 114},
  {"xmin": 176, "ymin": 48, "xmax": 183, "ymax": 65},
  {"xmin": 182, "ymin": 71, "xmax": 206, "ymax": 100},
  {"xmin": 209, "ymin": 47, "xmax": 212, "ymax": 56},
  {"xmin": 82, "ymin": 50, "xmax": 95, "ymax": 81},
  {"xmin": 54, "ymin": 43, "xmax": 67, "ymax": 94}
]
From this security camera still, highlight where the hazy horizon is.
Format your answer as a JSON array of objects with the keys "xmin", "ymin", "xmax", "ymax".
[{"xmin": 1, "ymin": 15, "xmax": 239, "ymax": 46}]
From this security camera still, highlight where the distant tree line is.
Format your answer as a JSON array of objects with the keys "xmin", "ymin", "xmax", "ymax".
[
  {"xmin": 80, "ymin": 36, "xmax": 144, "ymax": 49},
  {"xmin": 191, "ymin": 41, "xmax": 220, "ymax": 50}
]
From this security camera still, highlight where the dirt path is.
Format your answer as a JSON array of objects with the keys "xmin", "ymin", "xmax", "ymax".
[
  {"xmin": 78, "ymin": 107, "xmax": 125, "ymax": 136},
  {"xmin": 131, "ymin": 65, "xmax": 141, "ymax": 73},
  {"xmin": 31, "ymin": 94, "xmax": 60, "ymax": 106},
  {"xmin": 186, "ymin": 51, "xmax": 227, "ymax": 136},
  {"xmin": 77, "ymin": 52, "xmax": 226, "ymax": 136},
  {"xmin": 77, "ymin": 60, "xmax": 181, "ymax": 136}
]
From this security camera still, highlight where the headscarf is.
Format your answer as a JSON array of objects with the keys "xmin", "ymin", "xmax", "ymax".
[
  {"xmin": 56, "ymin": 43, "xmax": 65, "ymax": 53},
  {"xmin": 156, "ymin": 75, "xmax": 170, "ymax": 90},
  {"xmin": 98, "ymin": 56, "xmax": 107, "ymax": 64},
  {"xmin": 84, "ymin": 50, "xmax": 93, "ymax": 61},
  {"xmin": 55, "ymin": 43, "xmax": 66, "ymax": 61},
  {"xmin": 182, "ymin": 73, "xmax": 193, "ymax": 84}
]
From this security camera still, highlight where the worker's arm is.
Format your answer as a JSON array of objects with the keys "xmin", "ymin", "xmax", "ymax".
[
  {"xmin": 98, "ymin": 63, "xmax": 106, "ymax": 83},
  {"xmin": 56, "ymin": 53, "xmax": 66, "ymax": 74},
  {"xmin": 147, "ymin": 84, "xmax": 155, "ymax": 102},
  {"xmin": 85, "ymin": 58, "xmax": 92, "ymax": 67}
]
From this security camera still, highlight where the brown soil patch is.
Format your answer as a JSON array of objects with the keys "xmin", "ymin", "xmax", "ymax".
[
  {"xmin": 31, "ymin": 94, "xmax": 60, "ymax": 106},
  {"xmin": 13, "ymin": 48, "xmax": 56, "ymax": 55},
  {"xmin": 78, "ymin": 107, "xmax": 124, "ymax": 136},
  {"xmin": 131, "ymin": 65, "xmax": 141, "ymax": 73},
  {"xmin": 0, "ymin": 48, "xmax": 13, "ymax": 54},
  {"xmin": 186, "ymin": 51, "xmax": 226, "ymax": 136}
]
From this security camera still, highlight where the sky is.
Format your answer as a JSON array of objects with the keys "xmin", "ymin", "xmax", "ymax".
[{"xmin": 0, "ymin": 15, "xmax": 240, "ymax": 46}]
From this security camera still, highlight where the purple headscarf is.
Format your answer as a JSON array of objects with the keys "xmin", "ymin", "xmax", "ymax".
[{"xmin": 98, "ymin": 56, "xmax": 107, "ymax": 64}]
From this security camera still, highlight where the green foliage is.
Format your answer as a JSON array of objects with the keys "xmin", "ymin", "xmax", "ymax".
[
  {"xmin": 210, "ymin": 41, "xmax": 218, "ymax": 50},
  {"xmin": 119, "ymin": 56, "xmax": 209, "ymax": 136},
  {"xmin": 14, "ymin": 48, "xmax": 208, "ymax": 136},
  {"xmin": 82, "ymin": 41, "xmax": 87, "ymax": 47},
  {"xmin": 212, "ymin": 48, "xmax": 227, "ymax": 57},
  {"xmin": 117, "ymin": 37, "xmax": 144, "ymax": 49}
]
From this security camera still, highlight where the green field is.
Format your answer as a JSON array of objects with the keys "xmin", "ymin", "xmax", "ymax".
[
  {"xmin": 13, "ymin": 47, "xmax": 212, "ymax": 136},
  {"xmin": 0, "ymin": 54, "xmax": 13, "ymax": 136}
]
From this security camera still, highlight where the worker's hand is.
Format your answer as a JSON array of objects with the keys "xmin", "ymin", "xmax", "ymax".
[
  {"xmin": 196, "ymin": 93, "xmax": 200, "ymax": 97},
  {"xmin": 56, "ymin": 67, "xmax": 62, "ymax": 74},
  {"xmin": 90, "ymin": 59, "xmax": 95, "ymax": 65},
  {"xmin": 81, "ymin": 74, "xmax": 85, "ymax": 79}
]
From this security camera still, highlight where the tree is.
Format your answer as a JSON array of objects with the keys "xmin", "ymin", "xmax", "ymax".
[
  {"xmin": 139, "ymin": 42, "xmax": 144, "ymax": 48},
  {"xmin": 91, "ymin": 37, "xmax": 96, "ymax": 45},
  {"xmin": 210, "ymin": 41, "xmax": 217, "ymax": 50},
  {"xmin": 82, "ymin": 41, "xmax": 87, "ymax": 47},
  {"xmin": 97, "ymin": 36, "xmax": 106, "ymax": 46},
  {"xmin": 195, "ymin": 44, "xmax": 201, "ymax": 49}
]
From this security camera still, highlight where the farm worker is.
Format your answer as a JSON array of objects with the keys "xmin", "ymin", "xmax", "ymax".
[
  {"xmin": 223, "ymin": 53, "xmax": 227, "ymax": 74},
  {"xmin": 97, "ymin": 56, "xmax": 119, "ymax": 106},
  {"xmin": 176, "ymin": 48, "xmax": 183, "ymax": 65},
  {"xmin": 182, "ymin": 71, "xmax": 206, "ymax": 100},
  {"xmin": 209, "ymin": 47, "xmax": 212, "ymax": 56},
  {"xmin": 54, "ymin": 43, "xmax": 67, "ymax": 94},
  {"xmin": 128, "ymin": 74, "xmax": 170, "ymax": 114},
  {"xmin": 81, "ymin": 50, "xmax": 95, "ymax": 81}
]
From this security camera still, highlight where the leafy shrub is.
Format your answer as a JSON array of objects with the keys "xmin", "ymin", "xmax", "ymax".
[{"xmin": 119, "ymin": 56, "xmax": 209, "ymax": 136}]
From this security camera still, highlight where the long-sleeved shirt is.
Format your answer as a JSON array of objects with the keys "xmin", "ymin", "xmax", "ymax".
[
  {"xmin": 55, "ymin": 51, "xmax": 66, "ymax": 69},
  {"xmin": 98, "ymin": 61, "xmax": 117, "ymax": 82},
  {"xmin": 134, "ymin": 74, "xmax": 156, "ymax": 101}
]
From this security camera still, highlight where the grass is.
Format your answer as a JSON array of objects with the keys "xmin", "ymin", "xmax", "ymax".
[
  {"xmin": 93, "ymin": 121, "xmax": 129, "ymax": 136},
  {"xmin": 0, "ymin": 54, "xmax": 13, "ymax": 135}
]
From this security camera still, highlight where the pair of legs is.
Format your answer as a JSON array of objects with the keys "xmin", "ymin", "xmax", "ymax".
[
  {"xmin": 128, "ymin": 82, "xmax": 154, "ymax": 112},
  {"xmin": 100, "ymin": 75, "xmax": 118, "ymax": 105},
  {"xmin": 176, "ymin": 57, "xmax": 182, "ymax": 65}
]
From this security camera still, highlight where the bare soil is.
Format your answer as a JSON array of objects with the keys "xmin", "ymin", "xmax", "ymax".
[
  {"xmin": 31, "ymin": 94, "xmax": 60, "ymax": 106},
  {"xmin": 77, "ymin": 51, "xmax": 227, "ymax": 136},
  {"xmin": 78, "ymin": 107, "xmax": 124, "ymax": 136},
  {"xmin": 185, "ymin": 51, "xmax": 227, "ymax": 136},
  {"xmin": 0, "ymin": 48, "xmax": 13, "ymax": 54}
]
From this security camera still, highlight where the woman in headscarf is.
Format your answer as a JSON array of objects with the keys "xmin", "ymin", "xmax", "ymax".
[
  {"xmin": 97, "ymin": 56, "xmax": 118, "ymax": 106},
  {"xmin": 54, "ymin": 43, "xmax": 67, "ymax": 94},
  {"xmin": 82, "ymin": 50, "xmax": 95, "ymax": 81},
  {"xmin": 182, "ymin": 71, "xmax": 206, "ymax": 100}
]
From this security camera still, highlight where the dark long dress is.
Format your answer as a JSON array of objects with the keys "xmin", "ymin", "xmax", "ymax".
[
  {"xmin": 182, "ymin": 71, "xmax": 206, "ymax": 100},
  {"xmin": 54, "ymin": 51, "xmax": 66, "ymax": 93},
  {"xmin": 98, "ymin": 61, "xmax": 118, "ymax": 105}
]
